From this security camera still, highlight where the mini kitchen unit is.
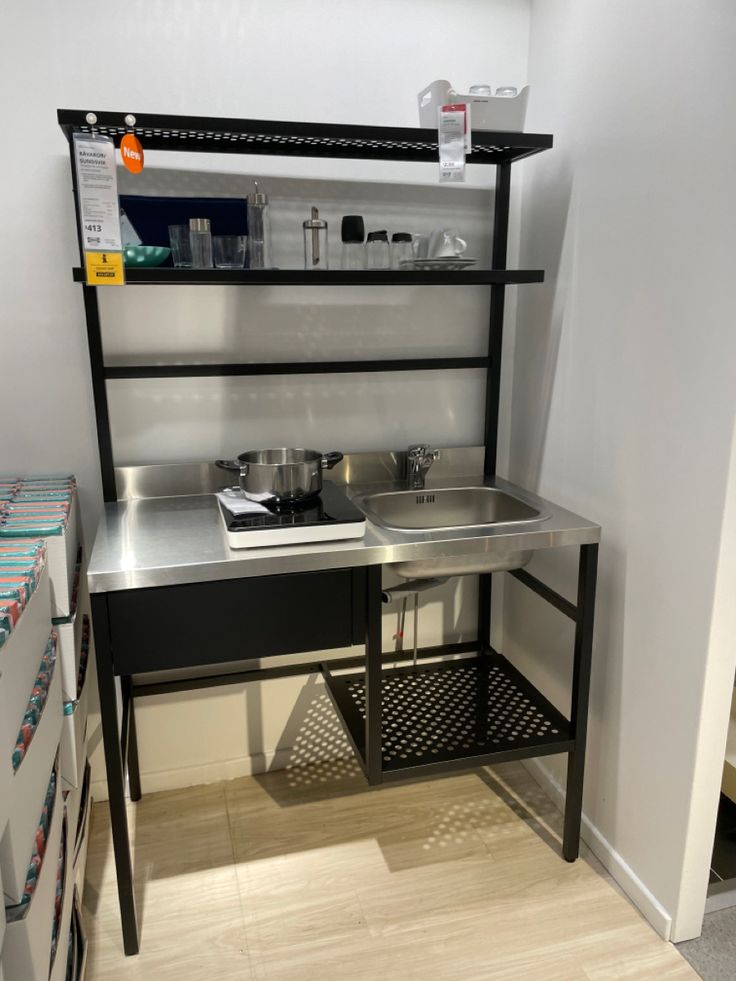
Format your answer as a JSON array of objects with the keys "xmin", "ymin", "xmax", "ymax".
[{"xmin": 58, "ymin": 110, "xmax": 600, "ymax": 956}]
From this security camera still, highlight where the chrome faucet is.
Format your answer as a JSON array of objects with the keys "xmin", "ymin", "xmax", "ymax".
[{"xmin": 406, "ymin": 444, "xmax": 440, "ymax": 490}]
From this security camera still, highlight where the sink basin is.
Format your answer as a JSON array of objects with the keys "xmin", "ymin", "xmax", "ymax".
[
  {"xmin": 354, "ymin": 486, "xmax": 545, "ymax": 580},
  {"xmin": 356, "ymin": 486, "xmax": 543, "ymax": 532}
]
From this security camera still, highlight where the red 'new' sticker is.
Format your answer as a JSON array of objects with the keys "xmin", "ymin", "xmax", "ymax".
[{"xmin": 120, "ymin": 133, "xmax": 144, "ymax": 174}]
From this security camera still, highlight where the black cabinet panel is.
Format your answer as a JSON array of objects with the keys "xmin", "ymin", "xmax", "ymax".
[{"xmin": 107, "ymin": 568, "xmax": 366, "ymax": 675}]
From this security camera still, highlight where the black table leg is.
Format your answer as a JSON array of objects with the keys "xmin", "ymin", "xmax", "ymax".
[
  {"xmin": 90, "ymin": 593, "xmax": 140, "ymax": 955},
  {"xmin": 563, "ymin": 543, "xmax": 599, "ymax": 861},
  {"xmin": 122, "ymin": 677, "xmax": 142, "ymax": 802},
  {"xmin": 365, "ymin": 565, "xmax": 383, "ymax": 785},
  {"xmin": 478, "ymin": 572, "xmax": 492, "ymax": 652}
]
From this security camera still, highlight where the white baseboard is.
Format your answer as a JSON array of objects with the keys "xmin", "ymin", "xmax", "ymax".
[
  {"xmin": 523, "ymin": 758, "xmax": 674, "ymax": 941},
  {"xmin": 90, "ymin": 746, "xmax": 348, "ymax": 802}
]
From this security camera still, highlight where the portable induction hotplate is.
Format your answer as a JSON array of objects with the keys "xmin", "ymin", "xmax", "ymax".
[{"xmin": 218, "ymin": 480, "xmax": 366, "ymax": 549}]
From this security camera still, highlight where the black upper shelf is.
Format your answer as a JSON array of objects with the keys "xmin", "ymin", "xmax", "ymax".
[
  {"xmin": 72, "ymin": 268, "xmax": 544, "ymax": 286},
  {"xmin": 57, "ymin": 109, "xmax": 552, "ymax": 165}
]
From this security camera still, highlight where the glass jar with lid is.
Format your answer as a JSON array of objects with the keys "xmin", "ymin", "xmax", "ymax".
[
  {"xmin": 341, "ymin": 215, "xmax": 365, "ymax": 270},
  {"xmin": 391, "ymin": 233, "xmax": 413, "ymax": 269},
  {"xmin": 366, "ymin": 230, "xmax": 390, "ymax": 270}
]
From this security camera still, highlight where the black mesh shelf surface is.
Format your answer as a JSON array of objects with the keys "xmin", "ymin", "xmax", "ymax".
[
  {"xmin": 58, "ymin": 109, "xmax": 552, "ymax": 164},
  {"xmin": 323, "ymin": 650, "xmax": 572, "ymax": 780}
]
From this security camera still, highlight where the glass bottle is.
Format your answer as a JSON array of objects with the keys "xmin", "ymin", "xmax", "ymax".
[
  {"xmin": 366, "ymin": 230, "xmax": 390, "ymax": 270},
  {"xmin": 341, "ymin": 215, "xmax": 365, "ymax": 270},
  {"xmin": 247, "ymin": 182, "xmax": 272, "ymax": 269},
  {"xmin": 391, "ymin": 233, "xmax": 414, "ymax": 269},
  {"xmin": 303, "ymin": 207, "xmax": 329, "ymax": 270},
  {"xmin": 189, "ymin": 218, "xmax": 213, "ymax": 269}
]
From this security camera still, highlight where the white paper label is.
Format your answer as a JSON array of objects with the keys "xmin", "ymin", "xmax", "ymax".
[
  {"xmin": 73, "ymin": 133, "xmax": 123, "ymax": 252},
  {"xmin": 438, "ymin": 105, "xmax": 467, "ymax": 183}
]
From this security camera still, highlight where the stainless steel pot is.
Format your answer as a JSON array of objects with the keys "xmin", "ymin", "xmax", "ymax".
[{"xmin": 215, "ymin": 448, "xmax": 343, "ymax": 504}]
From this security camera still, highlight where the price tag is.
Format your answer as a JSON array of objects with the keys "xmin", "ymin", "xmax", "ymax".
[
  {"xmin": 85, "ymin": 251, "xmax": 125, "ymax": 286},
  {"xmin": 438, "ymin": 104, "xmax": 469, "ymax": 184},
  {"xmin": 73, "ymin": 133, "xmax": 125, "ymax": 284}
]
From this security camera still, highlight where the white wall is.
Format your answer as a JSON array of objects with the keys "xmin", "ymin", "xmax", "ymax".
[
  {"xmin": 505, "ymin": 0, "xmax": 736, "ymax": 941},
  {"xmin": 0, "ymin": 3, "xmax": 530, "ymax": 798}
]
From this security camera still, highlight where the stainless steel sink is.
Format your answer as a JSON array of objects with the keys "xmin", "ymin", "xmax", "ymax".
[
  {"xmin": 356, "ymin": 486, "xmax": 543, "ymax": 532},
  {"xmin": 354, "ymin": 486, "xmax": 547, "ymax": 579}
]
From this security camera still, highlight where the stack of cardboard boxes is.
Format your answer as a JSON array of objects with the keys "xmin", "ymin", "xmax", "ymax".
[{"xmin": 0, "ymin": 477, "xmax": 89, "ymax": 981}]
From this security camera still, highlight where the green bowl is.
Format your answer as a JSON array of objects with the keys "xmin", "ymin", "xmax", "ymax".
[{"xmin": 123, "ymin": 245, "xmax": 171, "ymax": 267}]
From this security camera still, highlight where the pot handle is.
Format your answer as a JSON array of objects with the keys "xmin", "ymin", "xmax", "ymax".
[
  {"xmin": 215, "ymin": 459, "xmax": 249, "ymax": 476},
  {"xmin": 320, "ymin": 451, "xmax": 344, "ymax": 470}
]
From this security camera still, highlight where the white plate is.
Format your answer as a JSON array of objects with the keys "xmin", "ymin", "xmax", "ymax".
[{"xmin": 399, "ymin": 257, "xmax": 478, "ymax": 271}]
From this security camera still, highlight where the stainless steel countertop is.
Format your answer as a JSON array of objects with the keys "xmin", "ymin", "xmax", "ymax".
[{"xmin": 87, "ymin": 473, "xmax": 600, "ymax": 593}]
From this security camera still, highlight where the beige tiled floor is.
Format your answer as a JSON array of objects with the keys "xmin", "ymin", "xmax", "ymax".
[{"xmin": 82, "ymin": 760, "xmax": 695, "ymax": 980}]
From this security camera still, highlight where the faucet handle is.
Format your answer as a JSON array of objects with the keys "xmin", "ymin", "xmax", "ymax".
[{"xmin": 408, "ymin": 443, "xmax": 438, "ymax": 461}]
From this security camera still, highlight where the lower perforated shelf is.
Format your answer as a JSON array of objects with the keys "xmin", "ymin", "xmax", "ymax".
[{"xmin": 323, "ymin": 650, "xmax": 573, "ymax": 780}]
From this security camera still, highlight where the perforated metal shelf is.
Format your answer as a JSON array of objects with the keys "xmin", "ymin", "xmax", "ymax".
[
  {"xmin": 57, "ymin": 109, "xmax": 552, "ymax": 164},
  {"xmin": 323, "ymin": 650, "xmax": 572, "ymax": 781}
]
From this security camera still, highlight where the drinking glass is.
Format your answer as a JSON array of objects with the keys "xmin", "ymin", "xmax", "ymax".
[
  {"xmin": 213, "ymin": 235, "xmax": 247, "ymax": 269},
  {"xmin": 168, "ymin": 225, "xmax": 193, "ymax": 268}
]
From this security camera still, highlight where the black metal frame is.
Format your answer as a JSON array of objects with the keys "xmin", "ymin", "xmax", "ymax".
[
  {"xmin": 104, "ymin": 358, "xmax": 489, "ymax": 380},
  {"xmin": 60, "ymin": 109, "xmax": 551, "ymax": 502},
  {"xmin": 63, "ymin": 111, "xmax": 599, "ymax": 956},
  {"xmin": 58, "ymin": 108, "xmax": 552, "ymax": 164},
  {"xmin": 322, "ymin": 546, "xmax": 597, "ymax": 846},
  {"xmin": 72, "ymin": 267, "xmax": 544, "ymax": 286}
]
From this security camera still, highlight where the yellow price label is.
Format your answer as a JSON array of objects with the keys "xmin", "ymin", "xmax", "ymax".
[{"xmin": 85, "ymin": 251, "xmax": 125, "ymax": 286}]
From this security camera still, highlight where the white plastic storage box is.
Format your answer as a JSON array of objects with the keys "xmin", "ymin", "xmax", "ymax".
[
  {"xmin": 60, "ymin": 693, "xmax": 88, "ymax": 792},
  {"xmin": 52, "ymin": 596, "xmax": 85, "ymax": 702},
  {"xmin": 62, "ymin": 759, "xmax": 85, "ymax": 852},
  {"xmin": 2, "ymin": 771, "xmax": 63, "ymax": 981},
  {"xmin": 73, "ymin": 765, "xmax": 91, "ymax": 901},
  {"xmin": 0, "ymin": 861, "xmax": 5, "ymax": 967},
  {"xmin": 417, "ymin": 79, "xmax": 530, "ymax": 132},
  {"xmin": 59, "ymin": 617, "xmax": 89, "ymax": 789},
  {"xmin": 0, "ymin": 569, "xmax": 52, "ymax": 777},
  {"xmin": 49, "ymin": 816, "xmax": 75, "ymax": 981},
  {"xmin": 2, "ymin": 497, "xmax": 81, "ymax": 619},
  {"xmin": 44, "ymin": 494, "xmax": 81, "ymax": 616},
  {"xmin": 65, "ymin": 889, "xmax": 87, "ymax": 981},
  {"xmin": 1, "ymin": 656, "xmax": 63, "ymax": 904}
]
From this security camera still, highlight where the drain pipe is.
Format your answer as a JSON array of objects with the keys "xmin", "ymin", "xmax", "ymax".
[{"xmin": 382, "ymin": 577, "xmax": 448, "ymax": 667}]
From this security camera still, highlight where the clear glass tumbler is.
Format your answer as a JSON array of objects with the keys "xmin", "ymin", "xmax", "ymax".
[
  {"xmin": 189, "ymin": 218, "xmax": 213, "ymax": 269},
  {"xmin": 168, "ymin": 224, "xmax": 192, "ymax": 268},
  {"xmin": 214, "ymin": 235, "xmax": 247, "ymax": 269}
]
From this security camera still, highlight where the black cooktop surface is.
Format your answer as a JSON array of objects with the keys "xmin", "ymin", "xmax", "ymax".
[{"xmin": 220, "ymin": 480, "xmax": 365, "ymax": 533}]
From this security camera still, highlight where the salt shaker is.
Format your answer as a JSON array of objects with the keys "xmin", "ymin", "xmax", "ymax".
[
  {"xmin": 247, "ymin": 182, "xmax": 272, "ymax": 269},
  {"xmin": 189, "ymin": 218, "xmax": 213, "ymax": 269},
  {"xmin": 303, "ymin": 207, "xmax": 329, "ymax": 270}
]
